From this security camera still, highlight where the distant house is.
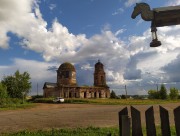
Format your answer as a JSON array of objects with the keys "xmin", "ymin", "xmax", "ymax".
[{"xmin": 43, "ymin": 60, "xmax": 110, "ymax": 98}]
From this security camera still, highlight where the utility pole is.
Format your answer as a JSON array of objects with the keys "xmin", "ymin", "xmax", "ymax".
[
  {"xmin": 156, "ymin": 83, "xmax": 158, "ymax": 92},
  {"xmin": 37, "ymin": 83, "xmax": 39, "ymax": 96},
  {"xmin": 125, "ymin": 85, "xmax": 127, "ymax": 100}
]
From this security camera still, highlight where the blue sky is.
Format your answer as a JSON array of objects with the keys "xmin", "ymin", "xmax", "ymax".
[{"xmin": 0, "ymin": 0, "xmax": 180, "ymax": 95}]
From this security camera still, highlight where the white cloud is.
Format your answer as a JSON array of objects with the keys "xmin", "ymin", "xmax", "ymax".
[
  {"xmin": 1, "ymin": 0, "xmax": 180, "ymax": 95},
  {"xmin": 0, "ymin": 58, "xmax": 57, "ymax": 95},
  {"xmin": 115, "ymin": 29, "xmax": 126, "ymax": 36},
  {"xmin": 112, "ymin": 8, "xmax": 124, "ymax": 16},
  {"xmin": 81, "ymin": 63, "xmax": 93, "ymax": 70},
  {"xmin": 166, "ymin": 0, "xmax": 180, "ymax": 6},
  {"xmin": 49, "ymin": 4, "xmax": 56, "ymax": 10},
  {"xmin": 124, "ymin": 0, "xmax": 142, "ymax": 7}
]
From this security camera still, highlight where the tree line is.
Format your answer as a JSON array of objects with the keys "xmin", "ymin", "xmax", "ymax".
[
  {"xmin": 110, "ymin": 84, "xmax": 179, "ymax": 100},
  {"xmin": 148, "ymin": 84, "xmax": 179, "ymax": 100}
]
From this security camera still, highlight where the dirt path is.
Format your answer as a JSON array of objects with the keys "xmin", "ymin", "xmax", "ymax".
[{"xmin": 0, "ymin": 103, "xmax": 180, "ymax": 133}]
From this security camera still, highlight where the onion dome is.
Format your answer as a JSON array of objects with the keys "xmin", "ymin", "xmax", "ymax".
[{"xmin": 58, "ymin": 62, "xmax": 75, "ymax": 71}]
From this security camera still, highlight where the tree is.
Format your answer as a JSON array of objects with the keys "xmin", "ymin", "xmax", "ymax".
[
  {"xmin": 169, "ymin": 87, "xmax": 179, "ymax": 100},
  {"xmin": 121, "ymin": 94, "xmax": 126, "ymax": 99},
  {"xmin": 159, "ymin": 84, "xmax": 167, "ymax": 100},
  {"xmin": 110, "ymin": 90, "xmax": 117, "ymax": 98},
  {"xmin": 148, "ymin": 89, "xmax": 159, "ymax": 99},
  {"xmin": 0, "ymin": 82, "xmax": 8, "ymax": 98},
  {"xmin": 2, "ymin": 70, "xmax": 31, "ymax": 98}
]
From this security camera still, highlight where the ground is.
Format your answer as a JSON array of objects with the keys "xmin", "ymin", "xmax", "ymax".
[{"xmin": 0, "ymin": 103, "xmax": 179, "ymax": 133}]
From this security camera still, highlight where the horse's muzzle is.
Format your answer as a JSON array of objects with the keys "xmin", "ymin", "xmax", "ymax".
[{"xmin": 131, "ymin": 14, "xmax": 136, "ymax": 19}]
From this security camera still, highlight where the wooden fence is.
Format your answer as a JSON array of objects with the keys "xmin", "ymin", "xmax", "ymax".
[{"xmin": 119, "ymin": 106, "xmax": 180, "ymax": 136}]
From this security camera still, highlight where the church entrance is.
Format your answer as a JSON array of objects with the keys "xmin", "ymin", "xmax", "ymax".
[{"xmin": 84, "ymin": 92, "xmax": 87, "ymax": 98}]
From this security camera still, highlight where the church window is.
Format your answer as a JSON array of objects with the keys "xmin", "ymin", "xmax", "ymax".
[{"xmin": 65, "ymin": 71, "xmax": 69, "ymax": 78}]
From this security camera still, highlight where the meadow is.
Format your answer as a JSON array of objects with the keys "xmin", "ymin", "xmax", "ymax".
[
  {"xmin": 34, "ymin": 97, "xmax": 180, "ymax": 105},
  {"xmin": 1, "ymin": 126, "xmax": 177, "ymax": 136}
]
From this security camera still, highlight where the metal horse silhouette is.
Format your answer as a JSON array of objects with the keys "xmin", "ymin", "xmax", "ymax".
[{"xmin": 131, "ymin": 3, "xmax": 180, "ymax": 47}]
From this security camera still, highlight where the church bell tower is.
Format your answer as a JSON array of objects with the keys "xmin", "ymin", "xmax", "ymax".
[{"xmin": 94, "ymin": 60, "xmax": 107, "ymax": 87}]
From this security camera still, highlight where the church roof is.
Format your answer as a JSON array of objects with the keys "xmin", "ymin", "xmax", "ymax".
[
  {"xmin": 58, "ymin": 62, "xmax": 76, "ymax": 71},
  {"xmin": 43, "ymin": 82, "xmax": 57, "ymax": 89},
  {"xmin": 95, "ymin": 60, "xmax": 103, "ymax": 67}
]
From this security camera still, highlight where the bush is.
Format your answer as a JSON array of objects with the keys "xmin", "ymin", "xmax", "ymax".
[
  {"xmin": 110, "ymin": 90, "xmax": 117, "ymax": 99},
  {"xmin": 148, "ymin": 90, "xmax": 159, "ymax": 99},
  {"xmin": 0, "ymin": 82, "xmax": 8, "ymax": 98},
  {"xmin": 29, "ymin": 95, "xmax": 44, "ymax": 101},
  {"xmin": 33, "ymin": 98, "xmax": 54, "ymax": 103},
  {"xmin": 169, "ymin": 87, "xmax": 179, "ymax": 100},
  {"xmin": 121, "ymin": 94, "xmax": 126, "ymax": 99}
]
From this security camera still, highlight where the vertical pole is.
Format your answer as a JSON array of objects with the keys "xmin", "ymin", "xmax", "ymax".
[
  {"xmin": 37, "ymin": 83, "xmax": 39, "ymax": 96},
  {"xmin": 125, "ymin": 85, "xmax": 127, "ymax": 100}
]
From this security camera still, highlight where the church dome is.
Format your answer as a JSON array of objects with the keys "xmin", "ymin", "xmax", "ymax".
[{"xmin": 58, "ymin": 62, "xmax": 76, "ymax": 71}]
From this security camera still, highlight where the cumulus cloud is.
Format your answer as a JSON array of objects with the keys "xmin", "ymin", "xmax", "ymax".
[
  {"xmin": 112, "ymin": 8, "xmax": 124, "ymax": 16},
  {"xmin": 1, "ymin": 0, "xmax": 180, "ymax": 95},
  {"xmin": 162, "ymin": 55, "xmax": 180, "ymax": 82},
  {"xmin": 166, "ymin": 0, "xmax": 180, "ymax": 6},
  {"xmin": 124, "ymin": 0, "xmax": 142, "ymax": 7},
  {"xmin": 123, "ymin": 55, "xmax": 142, "ymax": 80},
  {"xmin": 0, "ymin": 58, "xmax": 57, "ymax": 95}
]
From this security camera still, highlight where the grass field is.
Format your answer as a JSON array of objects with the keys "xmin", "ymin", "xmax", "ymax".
[
  {"xmin": 34, "ymin": 97, "xmax": 180, "ymax": 105},
  {"xmin": 1, "ymin": 126, "xmax": 177, "ymax": 136}
]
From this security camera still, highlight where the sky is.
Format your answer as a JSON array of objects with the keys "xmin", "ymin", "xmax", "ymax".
[{"xmin": 0, "ymin": 0, "xmax": 180, "ymax": 95}]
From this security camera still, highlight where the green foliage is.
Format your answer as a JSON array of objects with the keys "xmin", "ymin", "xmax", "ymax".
[
  {"xmin": 33, "ymin": 98, "xmax": 54, "ymax": 103},
  {"xmin": 169, "ymin": 87, "xmax": 179, "ymax": 100},
  {"xmin": 0, "ymin": 82, "xmax": 8, "ymax": 98},
  {"xmin": 1, "ymin": 70, "xmax": 31, "ymax": 98},
  {"xmin": 121, "ymin": 94, "xmax": 126, "ymax": 99},
  {"xmin": 0, "ymin": 98, "xmax": 34, "ymax": 109},
  {"xmin": 159, "ymin": 84, "xmax": 167, "ymax": 100},
  {"xmin": 148, "ymin": 89, "xmax": 159, "ymax": 99},
  {"xmin": 1, "ymin": 126, "xmax": 177, "ymax": 136},
  {"xmin": 110, "ymin": 90, "xmax": 117, "ymax": 98},
  {"xmin": 2, "ymin": 127, "xmax": 118, "ymax": 136}
]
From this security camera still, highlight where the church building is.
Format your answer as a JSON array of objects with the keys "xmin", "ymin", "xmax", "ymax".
[{"xmin": 43, "ymin": 60, "xmax": 110, "ymax": 98}]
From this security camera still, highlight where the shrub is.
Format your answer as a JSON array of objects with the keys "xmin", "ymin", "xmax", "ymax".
[
  {"xmin": 121, "ymin": 94, "xmax": 126, "ymax": 99},
  {"xmin": 110, "ymin": 90, "xmax": 117, "ymax": 99},
  {"xmin": 148, "ymin": 90, "xmax": 159, "ymax": 99},
  {"xmin": 169, "ymin": 87, "xmax": 179, "ymax": 100},
  {"xmin": 33, "ymin": 98, "xmax": 54, "ymax": 103}
]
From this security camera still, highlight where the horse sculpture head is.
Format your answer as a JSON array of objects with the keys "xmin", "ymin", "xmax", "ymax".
[{"xmin": 131, "ymin": 3, "xmax": 153, "ymax": 21}]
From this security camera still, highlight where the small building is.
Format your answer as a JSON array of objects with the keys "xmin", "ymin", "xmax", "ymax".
[{"xmin": 43, "ymin": 60, "xmax": 110, "ymax": 98}]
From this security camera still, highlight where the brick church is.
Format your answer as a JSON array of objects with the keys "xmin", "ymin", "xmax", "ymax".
[{"xmin": 43, "ymin": 60, "xmax": 110, "ymax": 98}]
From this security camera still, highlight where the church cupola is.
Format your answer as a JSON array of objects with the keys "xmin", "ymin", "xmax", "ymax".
[{"xmin": 57, "ymin": 62, "xmax": 77, "ymax": 86}]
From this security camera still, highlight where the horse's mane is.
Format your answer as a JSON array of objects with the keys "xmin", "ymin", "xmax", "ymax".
[{"xmin": 137, "ymin": 3, "xmax": 150, "ymax": 9}]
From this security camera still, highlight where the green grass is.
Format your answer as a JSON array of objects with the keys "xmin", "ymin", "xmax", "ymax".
[
  {"xmin": 0, "ymin": 98, "xmax": 36, "ymax": 111},
  {"xmin": 1, "ymin": 127, "xmax": 118, "ymax": 136},
  {"xmin": 63, "ymin": 98, "xmax": 180, "ymax": 105},
  {"xmin": 0, "ymin": 103, "xmax": 35, "ymax": 111},
  {"xmin": 1, "ymin": 126, "xmax": 177, "ymax": 136},
  {"xmin": 33, "ymin": 97, "xmax": 180, "ymax": 105}
]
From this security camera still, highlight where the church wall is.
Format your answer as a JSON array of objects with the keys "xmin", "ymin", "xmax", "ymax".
[
  {"xmin": 44, "ymin": 88, "xmax": 58, "ymax": 97},
  {"xmin": 44, "ymin": 86, "xmax": 110, "ymax": 98}
]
